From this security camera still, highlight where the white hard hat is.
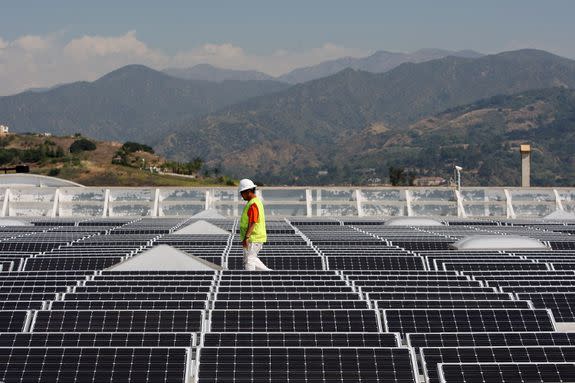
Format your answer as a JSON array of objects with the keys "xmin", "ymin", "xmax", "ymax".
[{"xmin": 238, "ymin": 178, "xmax": 257, "ymax": 193}]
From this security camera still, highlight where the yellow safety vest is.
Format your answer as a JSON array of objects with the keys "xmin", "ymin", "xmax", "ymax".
[{"xmin": 239, "ymin": 196, "xmax": 267, "ymax": 243}]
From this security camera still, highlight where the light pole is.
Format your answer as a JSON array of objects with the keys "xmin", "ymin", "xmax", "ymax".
[{"xmin": 455, "ymin": 166, "xmax": 463, "ymax": 191}]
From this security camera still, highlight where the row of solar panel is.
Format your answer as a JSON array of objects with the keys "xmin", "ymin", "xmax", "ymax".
[{"xmin": 0, "ymin": 308, "xmax": 557, "ymax": 335}]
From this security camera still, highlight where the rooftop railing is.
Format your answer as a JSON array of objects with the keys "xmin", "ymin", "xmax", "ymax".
[{"xmin": 0, "ymin": 186, "xmax": 573, "ymax": 219}]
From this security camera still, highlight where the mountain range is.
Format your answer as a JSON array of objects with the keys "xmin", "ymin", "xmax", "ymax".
[
  {"xmin": 276, "ymin": 48, "xmax": 483, "ymax": 83},
  {"xmin": 0, "ymin": 48, "xmax": 573, "ymax": 186},
  {"xmin": 158, "ymin": 49, "xmax": 575, "ymax": 185},
  {"xmin": 0, "ymin": 65, "xmax": 289, "ymax": 144},
  {"xmin": 162, "ymin": 48, "xmax": 483, "ymax": 84}
]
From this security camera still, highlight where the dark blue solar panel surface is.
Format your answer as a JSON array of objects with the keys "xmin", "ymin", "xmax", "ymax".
[{"xmin": 0, "ymin": 217, "xmax": 574, "ymax": 382}]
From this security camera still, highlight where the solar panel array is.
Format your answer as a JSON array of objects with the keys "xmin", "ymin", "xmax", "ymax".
[{"xmin": 0, "ymin": 216, "xmax": 574, "ymax": 382}]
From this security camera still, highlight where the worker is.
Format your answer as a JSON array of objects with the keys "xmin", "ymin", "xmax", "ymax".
[{"xmin": 238, "ymin": 178, "xmax": 271, "ymax": 271}]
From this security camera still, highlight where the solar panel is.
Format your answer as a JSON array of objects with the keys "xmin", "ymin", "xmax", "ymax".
[
  {"xmin": 367, "ymin": 292, "xmax": 514, "ymax": 301},
  {"xmin": 23, "ymin": 257, "xmax": 123, "ymax": 271},
  {"xmin": 215, "ymin": 292, "xmax": 361, "ymax": 300},
  {"xmin": 51, "ymin": 300, "xmax": 207, "ymax": 310},
  {"xmin": 85, "ymin": 280, "xmax": 215, "ymax": 286},
  {"xmin": 488, "ymin": 279, "xmax": 575, "ymax": 287},
  {"xmin": 0, "ymin": 347, "xmax": 189, "ymax": 382},
  {"xmin": 212, "ymin": 300, "xmax": 369, "ymax": 310},
  {"xmin": 73, "ymin": 285, "xmax": 212, "ymax": 293},
  {"xmin": 201, "ymin": 332, "xmax": 400, "ymax": 347},
  {"xmin": 375, "ymin": 300, "xmax": 531, "ymax": 309},
  {"xmin": 517, "ymin": 293, "xmax": 575, "ymax": 322},
  {"xmin": 353, "ymin": 280, "xmax": 482, "ymax": 287},
  {"xmin": 63, "ymin": 292, "xmax": 210, "ymax": 301},
  {"xmin": 0, "ymin": 292, "xmax": 57, "ymax": 301},
  {"xmin": 0, "ymin": 332, "xmax": 196, "ymax": 347},
  {"xmin": 0, "ymin": 301, "xmax": 44, "ymax": 310},
  {"xmin": 502, "ymin": 286, "xmax": 575, "ymax": 293},
  {"xmin": 551, "ymin": 262, "xmax": 575, "ymax": 270},
  {"xmin": 0, "ymin": 311, "xmax": 28, "ymax": 332},
  {"xmin": 209, "ymin": 310, "xmax": 381, "ymax": 332},
  {"xmin": 217, "ymin": 280, "xmax": 346, "ymax": 286},
  {"xmin": 438, "ymin": 362, "xmax": 575, "ymax": 383},
  {"xmin": 197, "ymin": 347, "xmax": 418, "ymax": 382},
  {"xmin": 383, "ymin": 309, "xmax": 556, "ymax": 334},
  {"xmin": 327, "ymin": 256, "xmax": 426, "ymax": 270},
  {"xmin": 408, "ymin": 332, "xmax": 575, "ymax": 350},
  {"xmin": 442, "ymin": 262, "xmax": 550, "ymax": 271},
  {"xmin": 422, "ymin": 346, "xmax": 575, "ymax": 383},
  {"xmin": 361, "ymin": 286, "xmax": 497, "ymax": 293},
  {"xmin": 32, "ymin": 310, "xmax": 205, "ymax": 332}
]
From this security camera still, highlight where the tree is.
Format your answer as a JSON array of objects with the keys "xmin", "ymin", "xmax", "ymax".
[
  {"xmin": 69, "ymin": 138, "xmax": 96, "ymax": 153},
  {"xmin": 122, "ymin": 142, "xmax": 154, "ymax": 154},
  {"xmin": 389, "ymin": 166, "xmax": 414, "ymax": 186}
]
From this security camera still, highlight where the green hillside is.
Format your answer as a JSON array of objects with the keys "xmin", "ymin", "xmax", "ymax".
[{"xmin": 0, "ymin": 133, "xmax": 235, "ymax": 187}]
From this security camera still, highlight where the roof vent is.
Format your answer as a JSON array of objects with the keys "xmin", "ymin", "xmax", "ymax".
[
  {"xmin": 384, "ymin": 217, "xmax": 444, "ymax": 226},
  {"xmin": 450, "ymin": 235, "xmax": 550, "ymax": 250}
]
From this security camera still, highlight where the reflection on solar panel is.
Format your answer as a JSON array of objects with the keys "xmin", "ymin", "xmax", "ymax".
[
  {"xmin": 422, "ymin": 346, "xmax": 575, "ymax": 383},
  {"xmin": 0, "ymin": 347, "xmax": 188, "ymax": 382},
  {"xmin": 197, "ymin": 347, "xmax": 418, "ymax": 382},
  {"xmin": 438, "ymin": 362, "xmax": 575, "ymax": 383}
]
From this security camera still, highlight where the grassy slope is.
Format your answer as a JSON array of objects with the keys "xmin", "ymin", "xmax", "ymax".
[{"xmin": 2, "ymin": 134, "xmax": 234, "ymax": 187}]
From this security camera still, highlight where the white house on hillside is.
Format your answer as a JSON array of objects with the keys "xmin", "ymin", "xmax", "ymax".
[{"xmin": 0, "ymin": 125, "xmax": 9, "ymax": 135}]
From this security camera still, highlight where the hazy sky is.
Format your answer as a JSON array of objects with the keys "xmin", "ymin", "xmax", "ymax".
[{"xmin": 1, "ymin": 0, "xmax": 574, "ymax": 95}]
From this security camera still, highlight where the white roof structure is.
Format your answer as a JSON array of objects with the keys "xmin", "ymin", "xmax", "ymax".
[
  {"xmin": 450, "ymin": 235, "xmax": 550, "ymax": 250},
  {"xmin": 190, "ymin": 208, "xmax": 227, "ymax": 219},
  {"xmin": 107, "ymin": 244, "xmax": 223, "ymax": 271},
  {"xmin": 0, "ymin": 218, "xmax": 32, "ymax": 226},
  {"xmin": 0, "ymin": 174, "xmax": 83, "ymax": 187},
  {"xmin": 173, "ymin": 220, "xmax": 230, "ymax": 235},
  {"xmin": 384, "ymin": 217, "xmax": 444, "ymax": 226},
  {"xmin": 543, "ymin": 210, "xmax": 575, "ymax": 220}
]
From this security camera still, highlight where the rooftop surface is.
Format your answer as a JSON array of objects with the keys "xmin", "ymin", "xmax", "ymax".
[{"xmin": 0, "ymin": 215, "xmax": 574, "ymax": 381}]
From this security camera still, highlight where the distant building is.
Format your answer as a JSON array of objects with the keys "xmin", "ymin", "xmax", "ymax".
[
  {"xmin": 317, "ymin": 170, "xmax": 329, "ymax": 176},
  {"xmin": 0, "ymin": 125, "xmax": 9, "ymax": 135},
  {"xmin": 413, "ymin": 176, "xmax": 447, "ymax": 187},
  {"xmin": 357, "ymin": 168, "xmax": 376, "ymax": 175}
]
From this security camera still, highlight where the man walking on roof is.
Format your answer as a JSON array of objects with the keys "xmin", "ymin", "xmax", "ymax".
[{"xmin": 238, "ymin": 179, "xmax": 271, "ymax": 271}]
